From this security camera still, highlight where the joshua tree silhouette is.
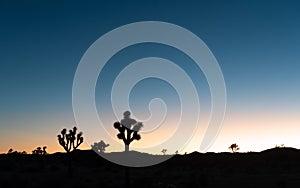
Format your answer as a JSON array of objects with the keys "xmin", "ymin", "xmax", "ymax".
[
  {"xmin": 57, "ymin": 126, "xmax": 83, "ymax": 153},
  {"xmin": 32, "ymin": 146, "xmax": 47, "ymax": 155},
  {"xmin": 91, "ymin": 140, "xmax": 110, "ymax": 153},
  {"xmin": 175, "ymin": 150, "xmax": 179, "ymax": 155},
  {"xmin": 57, "ymin": 126, "xmax": 83, "ymax": 176},
  {"xmin": 229, "ymin": 143, "xmax": 240, "ymax": 153},
  {"xmin": 162, "ymin": 149, "xmax": 167, "ymax": 155},
  {"xmin": 113, "ymin": 111, "xmax": 143, "ymax": 152}
]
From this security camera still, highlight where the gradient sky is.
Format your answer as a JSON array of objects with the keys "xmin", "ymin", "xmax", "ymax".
[{"xmin": 0, "ymin": 0, "xmax": 300, "ymax": 154}]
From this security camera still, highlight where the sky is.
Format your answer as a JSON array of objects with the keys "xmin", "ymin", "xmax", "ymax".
[{"xmin": 0, "ymin": 0, "xmax": 300, "ymax": 154}]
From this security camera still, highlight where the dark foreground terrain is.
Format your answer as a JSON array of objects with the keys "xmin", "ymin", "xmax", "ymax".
[{"xmin": 1, "ymin": 147, "xmax": 300, "ymax": 188}]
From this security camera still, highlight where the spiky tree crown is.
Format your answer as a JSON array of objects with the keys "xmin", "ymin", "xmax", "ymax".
[
  {"xmin": 114, "ymin": 121, "xmax": 142, "ymax": 146},
  {"xmin": 57, "ymin": 126, "xmax": 83, "ymax": 153}
]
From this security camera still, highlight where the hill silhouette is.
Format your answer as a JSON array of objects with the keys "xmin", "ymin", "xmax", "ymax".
[{"xmin": 1, "ymin": 148, "xmax": 300, "ymax": 187}]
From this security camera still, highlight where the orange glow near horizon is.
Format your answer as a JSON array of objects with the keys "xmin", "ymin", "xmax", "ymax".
[{"xmin": 1, "ymin": 111, "xmax": 300, "ymax": 155}]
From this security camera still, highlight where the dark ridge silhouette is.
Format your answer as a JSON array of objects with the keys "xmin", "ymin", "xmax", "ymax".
[
  {"xmin": 261, "ymin": 146, "xmax": 298, "ymax": 154},
  {"xmin": 2, "ymin": 148, "xmax": 300, "ymax": 187},
  {"xmin": 100, "ymin": 150, "xmax": 170, "ymax": 167},
  {"xmin": 114, "ymin": 111, "xmax": 143, "ymax": 152},
  {"xmin": 187, "ymin": 151, "xmax": 203, "ymax": 156}
]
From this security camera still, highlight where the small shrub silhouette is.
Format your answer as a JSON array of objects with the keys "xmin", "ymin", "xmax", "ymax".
[
  {"xmin": 57, "ymin": 126, "xmax": 83, "ymax": 175},
  {"xmin": 228, "ymin": 143, "xmax": 240, "ymax": 153},
  {"xmin": 91, "ymin": 140, "xmax": 109, "ymax": 153},
  {"xmin": 275, "ymin": 144, "xmax": 285, "ymax": 148},
  {"xmin": 162, "ymin": 149, "xmax": 167, "ymax": 155},
  {"xmin": 7, "ymin": 148, "xmax": 27, "ymax": 155},
  {"xmin": 175, "ymin": 150, "xmax": 179, "ymax": 155},
  {"xmin": 7, "ymin": 148, "xmax": 14, "ymax": 154},
  {"xmin": 113, "ymin": 111, "xmax": 143, "ymax": 152}
]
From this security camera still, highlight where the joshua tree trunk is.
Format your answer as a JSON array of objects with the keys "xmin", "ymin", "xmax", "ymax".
[
  {"xmin": 125, "ymin": 144, "xmax": 129, "ymax": 152},
  {"xmin": 67, "ymin": 152, "xmax": 73, "ymax": 177}
]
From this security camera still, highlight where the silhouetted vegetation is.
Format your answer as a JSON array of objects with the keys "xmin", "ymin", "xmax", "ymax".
[
  {"xmin": 57, "ymin": 127, "xmax": 83, "ymax": 153},
  {"xmin": 275, "ymin": 144, "xmax": 285, "ymax": 148},
  {"xmin": 229, "ymin": 143, "xmax": 240, "ymax": 153},
  {"xmin": 57, "ymin": 126, "xmax": 84, "ymax": 176},
  {"xmin": 7, "ymin": 148, "xmax": 13, "ymax": 154},
  {"xmin": 7, "ymin": 148, "xmax": 27, "ymax": 155},
  {"xmin": 91, "ymin": 140, "xmax": 109, "ymax": 153},
  {"xmin": 162, "ymin": 149, "xmax": 167, "ymax": 155},
  {"xmin": 32, "ymin": 146, "xmax": 47, "ymax": 155},
  {"xmin": 113, "ymin": 111, "xmax": 143, "ymax": 152}
]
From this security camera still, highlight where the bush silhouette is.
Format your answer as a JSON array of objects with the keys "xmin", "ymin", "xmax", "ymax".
[
  {"xmin": 7, "ymin": 148, "xmax": 27, "ymax": 155},
  {"xmin": 113, "ymin": 111, "xmax": 143, "ymax": 152},
  {"xmin": 91, "ymin": 140, "xmax": 109, "ymax": 153},
  {"xmin": 229, "ymin": 143, "xmax": 240, "ymax": 153},
  {"xmin": 275, "ymin": 144, "xmax": 285, "ymax": 148},
  {"xmin": 7, "ymin": 148, "xmax": 13, "ymax": 154},
  {"xmin": 162, "ymin": 149, "xmax": 167, "ymax": 155}
]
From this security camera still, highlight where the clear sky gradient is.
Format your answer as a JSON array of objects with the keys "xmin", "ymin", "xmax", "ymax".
[{"xmin": 0, "ymin": 0, "xmax": 299, "ymax": 154}]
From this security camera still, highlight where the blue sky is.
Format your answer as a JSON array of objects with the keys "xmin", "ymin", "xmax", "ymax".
[{"xmin": 0, "ymin": 0, "xmax": 300, "ymax": 153}]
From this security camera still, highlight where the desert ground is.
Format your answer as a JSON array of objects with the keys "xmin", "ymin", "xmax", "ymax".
[{"xmin": 1, "ymin": 147, "xmax": 300, "ymax": 188}]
